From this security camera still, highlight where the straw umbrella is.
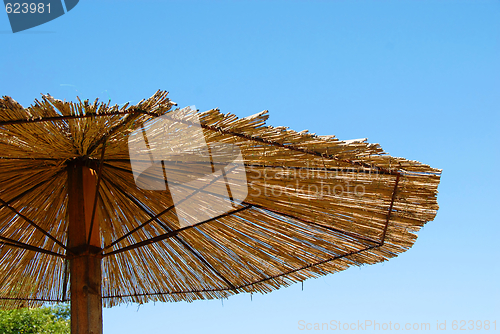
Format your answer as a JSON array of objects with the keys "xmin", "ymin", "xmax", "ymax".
[{"xmin": 0, "ymin": 91, "xmax": 441, "ymax": 333}]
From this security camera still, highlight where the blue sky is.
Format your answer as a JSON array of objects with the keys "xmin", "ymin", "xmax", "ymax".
[{"xmin": 1, "ymin": 1, "xmax": 499, "ymax": 333}]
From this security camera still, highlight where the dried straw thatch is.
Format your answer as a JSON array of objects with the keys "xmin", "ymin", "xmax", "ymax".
[{"xmin": 0, "ymin": 91, "xmax": 440, "ymax": 308}]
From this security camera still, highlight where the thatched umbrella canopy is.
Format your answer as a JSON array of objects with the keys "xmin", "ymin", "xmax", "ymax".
[{"xmin": 0, "ymin": 91, "xmax": 440, "ymax": 333}]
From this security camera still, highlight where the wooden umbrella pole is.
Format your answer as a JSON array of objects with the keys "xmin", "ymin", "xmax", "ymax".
[{"xmin": 67, "ymin": 161, "xmax": 103, "ymax": 334}]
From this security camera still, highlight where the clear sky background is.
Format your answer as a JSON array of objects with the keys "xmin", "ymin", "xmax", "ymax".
[{"xmin": 1, "ymin": 1, "xmax": 499, "ymax": 333}]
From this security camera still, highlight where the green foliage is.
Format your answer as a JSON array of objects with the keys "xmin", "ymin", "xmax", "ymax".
[{"xmin": 0, "ymin": 304, "xmax": 70, "ymax": 334}]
